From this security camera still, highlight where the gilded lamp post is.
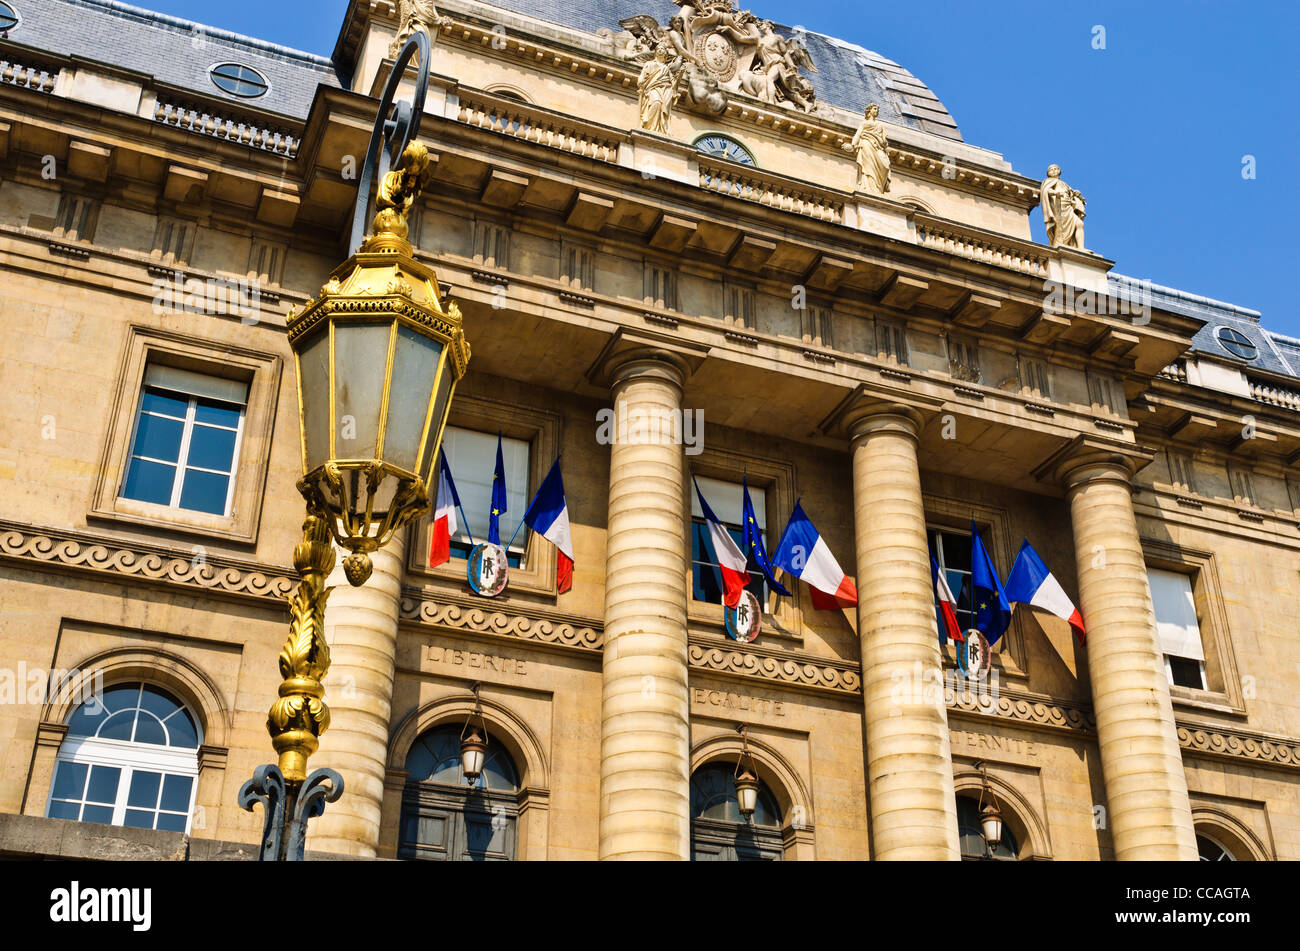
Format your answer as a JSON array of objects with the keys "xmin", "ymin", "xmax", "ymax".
[{"xmin": 239, "ymin": 31, "xmax": 469, "ymax": 860}]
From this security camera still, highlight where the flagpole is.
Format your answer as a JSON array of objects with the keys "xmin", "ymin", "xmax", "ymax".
[
  {"xmin": 456, "ymin": 501, "xmax": 477, "ymax": 547},
  {"xmin": 505, "ymin": 516, "xmax": 527, "ymax": 551}
]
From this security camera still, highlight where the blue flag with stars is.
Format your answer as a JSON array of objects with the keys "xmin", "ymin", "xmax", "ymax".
[
  {"xmin": 488, "ymin": 432, "xmax": 506, "ymax": 546},
  {"xmin": 970, "ymin": 520, "xmax": 1011, "ymax": 646},
  {"xmin": 743, "ymin": 477, "xmax": 790, "ymax": 597}
]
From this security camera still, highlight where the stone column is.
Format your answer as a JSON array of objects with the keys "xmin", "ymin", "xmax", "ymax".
[
  {"xmin": 304, "ymin": 531, "xmax": 407, "ymax": 858},
  {"xmin": 598, "ymin": 349, "xmax": 691, "ymax": 860},
  {"xmin": 850, "ymin": 406, "xmax": 960, "ymax": 860},
  {"xmin": 1062, "ymin": 456, "xmax": 1197, "ymax": 860}
]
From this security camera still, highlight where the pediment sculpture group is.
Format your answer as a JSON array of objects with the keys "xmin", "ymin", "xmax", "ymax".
[{"xmin": 387, "ymin": 0, "xmax": 1088, "ymax": 249}]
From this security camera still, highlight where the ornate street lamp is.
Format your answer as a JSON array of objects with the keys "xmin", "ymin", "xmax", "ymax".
[
  {"xmin": 459, "ymin": 683, "xmax": 489, "ymax": 785},
  {"xmin": 974, "ymin": 760, "xmax": 1005, "ymax": 850},
  {"xmin": 240, "ymin": 30, "xmax": 469, "ymax": 860},
  {"xmin": 733, "ymin": 725, "xmax": 761, "ymax": 819}
]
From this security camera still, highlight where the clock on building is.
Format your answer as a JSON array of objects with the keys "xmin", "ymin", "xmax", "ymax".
[{"xmin": 694, "ymin": 134, "xmax": 756, "ymax": 167}]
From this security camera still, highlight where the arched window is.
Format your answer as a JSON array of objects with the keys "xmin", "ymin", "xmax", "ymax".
[
  {"xmin": 1197, "ymin": 833, "xmax": 1236, "ymax": 861},
  {"xmin": 957, "ymin": 794, "xmax": 1019, "ymax": 860},
  {"xmin": 209, "ymin": 63, "xmax": 269, "ymax": 99},
  {"xmin": 46, "ymin": 683, "xmax": 200, "ymax": 833},
  {"xmin": 399, "ymin": 724, "xmax": 520, "ymax": 861},
  {"xmin": 690, "ymin": 762, "xmax": 784, "ymax": 861}
]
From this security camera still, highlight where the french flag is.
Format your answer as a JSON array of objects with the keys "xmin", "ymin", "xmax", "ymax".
[
  {"xmin": 931, "ymin": 556, "xmax": 965, "ymax": 644},
  {"xmin": 693, "ymin": 478, "xmax": 750, "ymax": 608},
  {"xmin": 429, "ymin": 451, "xmax": 460, "ymax": 568},
  {"xmin": 772, "ymin": 501, "xmax": 857, "ymax": 610},
  {"xmin": 523, "ymin": 457, "xmax": 574, "ymax": 594},
  {"xmin": 1005, "ymin": 540, "xmax": 1086, "ymax": 644}
]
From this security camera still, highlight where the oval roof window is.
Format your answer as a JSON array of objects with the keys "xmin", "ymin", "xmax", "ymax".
[
  {"xmin": 1216, "ymin": 326, "xmax": 1258, "ymax": 361},
  {"xmin": 210, "ymin": 62, "xmax": 268, "ymax": 99},
  {"xmin": 0, "ymin": 2, "xmax": 20, "ymax": 32}
]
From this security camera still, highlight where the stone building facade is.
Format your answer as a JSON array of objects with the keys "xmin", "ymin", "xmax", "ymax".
[{"xmin": 0, "ymin": 0, "xmax": 1297, "ymax": 861}]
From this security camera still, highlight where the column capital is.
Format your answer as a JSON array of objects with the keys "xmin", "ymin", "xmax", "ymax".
[
  {"xmin": 819, "ymin": 384, "xmax": 942, "ymax": 443},
  {"xmin": 586, "ymin": 328, "xmax": 707, "ymax": 393},
  {"xmin": 1033, "ymin": 435, "xmax": 1155, "ymax": 493}
]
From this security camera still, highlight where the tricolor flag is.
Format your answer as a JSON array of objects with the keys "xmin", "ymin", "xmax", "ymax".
[
  {"xmin": 1005, "ymin": 540, "xmax": 1086, "ymax": 644},
  {"xmin": 523, "ymin": 457, "xmax": 574, "ymax": 593},
  {"xmin": 428, "ymin": 451, "xmax": 461, "ymax": 568},
  {"xmin": 971, "ymin": 521, "xmax": 1011, "ymax": 646},
  {"xmin": 743, "ymin": 477, "xmax": 789, "ymax": 598},
  {"xmin": 931, "ymin": 556, "xmax": 965, "ymax": 644},
  {"xmin": 693, "ymin": 477, "xmax": 749, "ymax": 609},
  {"xmin": 488, "ymin": 432, "xmax": 506, "ymax": 546},
  {"xmin": 772, "ymin": 501, "xmax": 857, "ymax": 610}
]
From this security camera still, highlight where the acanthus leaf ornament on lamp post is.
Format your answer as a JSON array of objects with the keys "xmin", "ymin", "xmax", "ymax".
[{"xmin": 240, "ymin": 29, "xmax": 470, "ymax": 861}]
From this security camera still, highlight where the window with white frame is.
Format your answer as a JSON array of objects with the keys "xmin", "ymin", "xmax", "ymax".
[
  {"xmin": 929, "ymin": 528, "xmax": 973, "ymax": 634},
  {"xmin": 690, "ymin": 476, "xmax": 769, "ymax": 605},
  {"xmin": 121, "ymin": 366, "xmax": 248, "ymax": 517},
  {"xmin": 46, "ymin": 683, "xmax": 200, "ymax": 833},
  {"xmin": 440, "ymin": 427, "xmax": 530, "ymax": 567},
  {"xmin": 1148, "ymin": 568, "xmax": 1207, "ymax": 689}
]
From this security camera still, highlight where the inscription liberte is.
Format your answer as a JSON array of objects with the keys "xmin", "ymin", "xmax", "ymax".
[{"xmin": 427, "ymin": 645, "xmax": 527, "ymax": 676}]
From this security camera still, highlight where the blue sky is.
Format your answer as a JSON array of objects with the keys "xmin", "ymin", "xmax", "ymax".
[{"xmin": 141, "ymin": 0, "xmax": 1299, "ymax": 335}]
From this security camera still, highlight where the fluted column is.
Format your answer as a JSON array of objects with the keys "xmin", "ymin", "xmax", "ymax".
[
  {"xmin": 1062, "ymin": 456, "xmax": 1197, "ymax": 859},
  {"xmin": 598, "ymin": 349, "xmax": 691, "ymax": 860},
  {"xmin": 850, "ymin": 407, "xmax": 960, "ymax": 860},
  {"xmin": 304, "ymin": 531, "xmax": 407, "ymax": 858}
]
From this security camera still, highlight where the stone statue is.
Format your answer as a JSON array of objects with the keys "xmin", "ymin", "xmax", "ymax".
[
  {"xmin": 389, "ymin": 0, "xmax": 453, "ymax": 60},
  {"xmin": 638, "ymin": 45, "xmax": 681, "ymax": 134},
  {"xmin": 373, "ymin": 141, "xmax": 434, "ymax": 239},
  {"xmin": 621, "ymin": 2, "xmax": 817, "ymax": 114},
  {"xmin": 624, "ymin": 17, "xmax": 728, "ymax": 119},
  {"xmin": 843, "ymin": 103, "xmax": 890, "ymax": 195},
  {"xmin": 1040, "ymin": 164, "xmax": 1086, "ymax": 250}
]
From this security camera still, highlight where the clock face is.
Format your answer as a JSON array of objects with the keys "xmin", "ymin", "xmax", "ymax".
[{"xmin": 695, "ymin": 135, "xmax": 755, "ymax": 167}]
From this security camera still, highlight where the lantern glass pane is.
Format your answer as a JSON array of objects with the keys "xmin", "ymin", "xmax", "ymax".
[
  {"xmin": 417, "ymin": 361, "xmax": 456, "ymax": 485},
  {"xmin": 298, "ymin": 331, "xmax": 332, "ymax": 473},
  {"xmin": 333, "ymin": 322, "xmax": 392, "ymax": 460},
  {"xmin": 383, "ymin": 325, "xmax": 443, "ymax": 475}
]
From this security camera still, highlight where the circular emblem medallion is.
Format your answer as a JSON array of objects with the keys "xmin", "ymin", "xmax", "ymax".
[
  {"xmin": 959, "ymin": 629, "xmax": 992, "ymax": 676},
  {"xmin": 694, "ymin": 30, "xmax": 739, "ymax": 82},
  {"xmin": 467, "ymin": 543, "xmax": 509, "ymax": 597},
  {"xmin": 724, "ymin": 589, "xmax": 762, "ymax": 643}
]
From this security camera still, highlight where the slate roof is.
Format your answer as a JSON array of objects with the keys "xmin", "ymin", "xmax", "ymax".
[
  {"xmin": 8, "ymin": 0, "xmax": 343, "ymax": 118},
  {"xmin": 458, "ymin": 0, "xmax": 963, "ymax": 140},
  {"xmin": 1111, "ymin": 274, "xmax": 1297, "ymax": 379}
]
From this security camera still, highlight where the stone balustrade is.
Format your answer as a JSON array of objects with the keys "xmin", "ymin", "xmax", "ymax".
[
  {"xmin": 152, "ymin": 97, "xmax": 301, "ymax": 157},
  {"xmin": 456, "ymin": 92, "xmax": 621, "ymax": 164}
]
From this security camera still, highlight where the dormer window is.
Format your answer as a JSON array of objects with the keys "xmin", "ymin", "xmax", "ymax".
[
  {"xmin": 0, "ymin": 3, "xmax": 18, "ymax": 32},
  {"xmin": 209, "ymin": 63, "xmax": 269, "ymax": 99},
  {"xmin": 1215, "ymin": 327, "xmax": 1258, "ymax": 361}
]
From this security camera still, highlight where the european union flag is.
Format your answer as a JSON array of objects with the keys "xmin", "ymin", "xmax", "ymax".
[
  {"xmin": 488, "ymin": 432, "xmax": 506, "ymax": 546},
  {"xmin": 970, "ymin": 521, "xmax": 1011, "ymax": 646},
  {"xmin": 743, "ymin": 477, "xmax": 790, "ymax": 598}
]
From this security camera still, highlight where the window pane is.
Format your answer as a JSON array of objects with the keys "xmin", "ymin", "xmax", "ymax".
[
  {"xmin": 166, "ymin": 710, "xmax": 199, "ymax": 749},
  {"xmin": 441, "ymin": 428, "xmax": 530, "ymax": 550},
  {"xmin": 131, "ymin": 412, "xmax": 186, "ymax": 462},
  {"xmin": 48, "ymin": 800, "xmax": 80, "ymax": 820},
  {"xmin": 123, "ymin": 810, "xmax": 155, "ymax": 830},
  {"xmin": 140, "ymin": 390, "xmax": 189, "ymax": 419},
  {"xmin": 138, "ymin": 686, "xmax": 181, "ymax": 721},
  {"xmin": 51, "ymin": 762, "xmax": 88, "ymax": 800},
  {"xmin": 66, "ymin": 702, "xmax": 108, "ymax": 738},
  {"xmin": 132, "ymin": 713, "xmax": 167, "ymax": 746},
  {"xmin": 160, "ymin": 775, "xmax": 193, "ymax": 813},
  {"xmin": 185, "ymin": 425, "xmax": 238, "ymax": 472},
  {"xmin": 156, "ymin": 812, "xmax": 188, "ymax": 833},
  {"xmin": 81, "ymin": 805, "xmax": 114, "ymax": 825},
  {"xmin": 128, "ymin": 770, "xmax": 162, "ymax": 809},
  {"xmin": 194, "ymin": 401, "xmax": 242, "ymax": 428},
  {"xmin": 1169, "ymin": 656, "xmax": 1204, "ymax": 689},
  {"xmin": 178, "ymin": 469, "xmax": 231, "ymax": 515},
  {"xmin": 102, "ymin": 684, "xmax": 140, "ymax": 713},
  {"xmin": 99, "ymin": 710, "xmax": 135, "ymax": 741},
  {"xmin": 85, "ymin": 765, "xmax": 121, "ymax": 804},
  {"xmin": 123, "ymin": 458, "xmax": 177, "ymax": 505}
]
